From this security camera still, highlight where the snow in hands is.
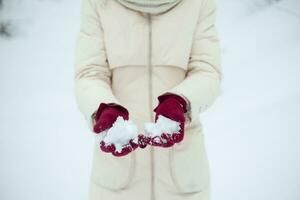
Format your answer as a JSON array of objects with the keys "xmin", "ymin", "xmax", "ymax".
[
  {"xmin": 144, "ymin": 115, "xmax": 181, "ymax": 145},
  {"xmin": 94, "ymin": 115, "xmax": 182, "ymax": 154},
  {"xmin": 95, "ymin": 116, "xmax": 139, "ymax": 153}
]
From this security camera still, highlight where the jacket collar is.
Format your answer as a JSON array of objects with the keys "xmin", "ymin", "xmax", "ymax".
[{"xmin": 115, "ymin": 0, "xmax": 183, "ymax": 15}]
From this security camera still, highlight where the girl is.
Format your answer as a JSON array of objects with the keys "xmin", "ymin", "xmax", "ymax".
[{"xmin": 73, "ymin": 0, "xmax": 222, "ymax": 199}]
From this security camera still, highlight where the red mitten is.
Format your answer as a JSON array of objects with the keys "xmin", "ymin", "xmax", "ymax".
[
  {"xmin": 145, "ymin": 92, "xmax": 187, "ymax": 147},
  {"xmin": 93, "ymin": 103, "xmax": 140, "ymax": 157},
  {"xmin": 93, "ymin": 103, "xmax": 129, "ymax": 133}
]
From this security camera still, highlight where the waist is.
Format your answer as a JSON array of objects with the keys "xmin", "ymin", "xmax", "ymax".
[{"xmin": 110, "ymin": 65, "xmax": 202, "ymax": 131}]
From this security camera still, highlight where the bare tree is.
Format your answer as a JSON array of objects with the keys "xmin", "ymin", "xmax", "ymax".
[{"xmin": 0, "ymin": 0, "xmax": 14, "ymax": 37}]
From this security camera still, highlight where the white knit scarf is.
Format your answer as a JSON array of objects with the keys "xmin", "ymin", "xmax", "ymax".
[{"xmin": 115, "ymin": 0, "xmax": 183, "ymax": 15}]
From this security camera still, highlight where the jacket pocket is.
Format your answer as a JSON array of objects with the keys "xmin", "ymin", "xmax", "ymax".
[
  {"xmin": 169, "ymin": 126, "xmax": 210, "ymax": 193},
  {"xmin": 90, "ymin": 143, "xmax": 136, "ymax": 190}
]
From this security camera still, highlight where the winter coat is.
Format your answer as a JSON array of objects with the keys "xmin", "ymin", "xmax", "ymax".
[{"xmin": 73, "ymin": 0, "xmax": 222, "ymax": 199}]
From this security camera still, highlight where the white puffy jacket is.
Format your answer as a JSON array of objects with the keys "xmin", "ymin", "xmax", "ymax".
[{"xmin": 73, "ymin": 0, "xmax": 222, "ymax": 199}]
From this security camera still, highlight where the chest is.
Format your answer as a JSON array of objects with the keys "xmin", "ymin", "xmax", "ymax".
[{"xmin": 97, "ymin": 0, "xmax": 202, "ymax": 70}]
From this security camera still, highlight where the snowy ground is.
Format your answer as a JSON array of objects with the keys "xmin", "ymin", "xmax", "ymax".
[{"xmin": 0, "ymin": 0, "xmax": 299, "ymax": 200}]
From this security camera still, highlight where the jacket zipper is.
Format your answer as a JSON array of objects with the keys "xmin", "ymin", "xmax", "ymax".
[{"xmin": 147, "ymin": 13, "xmax": 155, "ymax": 200}]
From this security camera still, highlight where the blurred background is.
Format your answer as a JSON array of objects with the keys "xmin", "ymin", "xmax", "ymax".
[{"xmin": 0, "ymin": 0, "xmax": 299, "ymax": 199}]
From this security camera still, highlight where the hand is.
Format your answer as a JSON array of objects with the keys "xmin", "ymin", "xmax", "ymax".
[
  {"xmin": 93, "ymin": 103, "xmax": 140, "ymax": 156},
  {"xmin": 145, "ymin": 93, "xmax": 187, "ymax": 147}
]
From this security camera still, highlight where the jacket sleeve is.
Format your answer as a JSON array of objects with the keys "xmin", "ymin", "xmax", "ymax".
[
  {"xmin": 73, "ymin": 0, "xmax": 120, "ymax": 131},
  {"xmin": 167, "ymin": 0, "xmax": 222, "ymax": 125}
]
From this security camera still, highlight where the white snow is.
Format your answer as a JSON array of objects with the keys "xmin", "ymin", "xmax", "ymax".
[
  {"xmin": 95, "ymin": 116, "xmax": 139, "ymax": 153},
  {"xmin": 144, "ymin": 115, "xmax": 181, "ymax": 141}
]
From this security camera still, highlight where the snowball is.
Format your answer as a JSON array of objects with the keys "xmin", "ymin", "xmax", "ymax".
[
  {"xmin": 144, "ymin": 115, "xmax": 181, "ymax": 138},
  {"xmin": 95, "ymin": 116, "xmax": 139, "ymax": 153}
]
